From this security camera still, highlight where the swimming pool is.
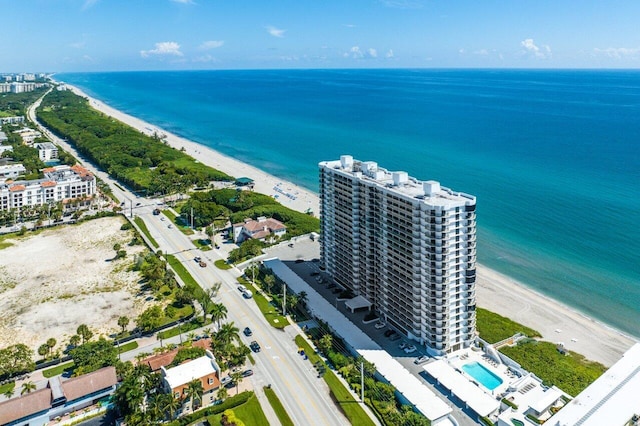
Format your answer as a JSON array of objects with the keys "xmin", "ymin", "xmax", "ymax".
[{"xmin": 462, "ymin": 362, "xmax": 503, "ymax": 391}]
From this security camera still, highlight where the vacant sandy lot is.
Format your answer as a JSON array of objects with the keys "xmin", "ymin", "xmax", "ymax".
[{"xmin": 0, "ymin": 216, "xmax": 154, "ymax": 353}]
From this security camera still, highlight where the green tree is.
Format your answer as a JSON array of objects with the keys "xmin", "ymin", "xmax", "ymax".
[
  {"xmin": 70, "ymin": 338, "xmax": 118, "ymax": 375},
  {"xmin": 136, "ymin": 305, "xmax": 164, "ymax": 332},
  {"xmin": 69, "ymin": 335, "xmax": 81, "ymax": 347},
  {"xmin": 162, "ymin": 393, "xmax": 181, "ymax": 420},
  {"xmin": 318, "ymin": 334, "xmax": 333, "ymax": 355},
  {"xmin": 217, "ymin": 385, "xmax": 228, "ymax": 401},
  {"xmin": 230, "ymin": 370, "xmax": 243, "ymax": 395},
  {"xmin": 216, "ymin": 322, "xmax": 240, "ymax": 346},
  {"xmin": 38, "ymin": 344, "xmax": 49, "ymax": 358},
  {"xmin": 46, "ymin": 338, "xmax": 56, "ymax": 357},
  {"xmin": 118, "ymin": 316, "xmax": 130, "ymax": 334},
  {"xmin": 21, "ymin": 381, "xmax": 36, "ymax": 395},
  {"xmin": 185, "ymin": 379, "xmax": 204, "ymax": 410},
  {"xmin": 0, "ymin": 344, "xmax": 35, "ymax": 378},
  {"xmin": 263, "ymin": 274, "xmax": 276, "ymax": 293},
  {"xmin": 76, "ymin": 324, "xmax": 93, "ymax": 345},
  {"xmin": 2, "ymin": 385, "xmax": 14, "ymax": 399},
  {"xmin": 210, "ymin": 303, "xmax": 228, "ymax": 329}
]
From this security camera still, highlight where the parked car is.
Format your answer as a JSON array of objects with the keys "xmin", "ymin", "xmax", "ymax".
[
  {"xmin": 243, "ymin": 327, "xmax": 252, "ymax": 336},
  {"xmin": 242, "ymin": 369, "xmax": 254, "ymax": 377},
  {"xmin": 242, "ymin": 289, "xmax": 253, "ymax": 299},
  {"xmin": 384, "ymin": 329, "xmax": 396, "ymax": 337},
  {"xmin": 295, "ymin": 259, "xmax": 304, "ymax": 263},
  {"xmin": 389, "ymin": 333, "xmax": 401, "ymax": 341},
  {"xmin": 220, "ymin": 376, "xmax": 232, "ymax": 386},
  {"xmin": 399, "ymin": 342, "xmax": 408, "ymax": 350},
  {"xmin": 238, "ymin": 284, "xmax": 247, "ymax": 292},
  {"xmin": 310, "ymin": 272, "xmax": 320, "ymax": 276},
  {"xmin": 167, "ymin": 224, "xmax": 172, "ymax": 229},
  {"xmin": 199, "ymin": 261, "xmax": 207, "ymax": 268},
  {"xmin": 404, "ymin": 345, "xmax": 417, "ymax": 354},
  {"xmin": 414, "ymin": 355, "xmax": 429, "ymax": 365},
  {"xmin": 194, "ymin": 256, "xmax": 201, "ymax": 263},
  {"xmin": 374, "ymin": 321, "xmax": 386, "ymax": 329},
  {"xmin": 250, "ymin": 341, "xmax": 261, "ymax": 352}
]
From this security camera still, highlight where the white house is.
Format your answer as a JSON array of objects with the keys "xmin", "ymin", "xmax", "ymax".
[{"xmin": 35, "ymin": 142, "xmax": 59, "ymax": 161}]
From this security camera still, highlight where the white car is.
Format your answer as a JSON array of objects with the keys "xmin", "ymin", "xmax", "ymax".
[
  {"xmin": 404, "ymin": 345, "xmax": 417, "ymax": 354},
  {"xmin": 414, "ymin": 355, "xmax": 429, "ymax": 365},
  {"xmin": 398, "ymin": 342, "xmax": 408, "ymax": 350},
  {"xmin": 374, "ymin": 321, "xmax": 386, "ymax": 329}
]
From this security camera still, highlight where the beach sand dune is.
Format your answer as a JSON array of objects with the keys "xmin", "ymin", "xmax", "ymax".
[{"xmin": 65, "ymin": 83, "xmax": 635, "ymax": 367}]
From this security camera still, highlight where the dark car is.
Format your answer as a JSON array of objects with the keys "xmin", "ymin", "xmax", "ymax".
[
  {"xmin": 194, "ymin": 256, "xmax": 201, "ymax": 263},
  {"xmin": 310, "ymin": 272, "xmax": 320, "ymax": 276},
  {"xmin": 384, "ymin": 329, "xmax": 396, "ymax": 337},
  {"xmin": 250, "ymin": 341, "xmax": 261, "ymax": 352},
  {"xmin": 242, "ymin": 369, "xmax": 254, "ymax": 377},
  {"xmin": 295, "ymin": 259, "xmax": 304, "ymax": 263},
  {"xmin": 243, "ymin": 327, "xmax": 252, "ymax": 337}
]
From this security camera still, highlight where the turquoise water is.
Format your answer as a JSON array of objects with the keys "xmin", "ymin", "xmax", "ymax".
[
  {"xmin": 462, "ymin": 362, "xmax": 503, "ymax": 391},
  {"xmin": 57, "ymin": 69, "xmax": 640, "ymax": 337}
]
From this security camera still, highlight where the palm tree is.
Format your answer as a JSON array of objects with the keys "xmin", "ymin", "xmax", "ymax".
[
  {"xmin": 209, "ymin": 303, "xmax": 228, "ymax": 329},
  {"xmin": 185, "ymin": 379, "xmax": 204, "ymax": 411},
  {"xmin": 21, "ymin": 381, "xmax": 36, "ymax": 395},
  {"xmin": 77, "ymin": 324, "xmax": 93, "ymax": 344},
  {"xmin": 298, "ymin": 291, "xmax": 308, "ymax": 308},
  {"xmin": 318, "ymin": 334, "xmax": 333, "ymax": 355},
  {"xmin": 118, "ymin": 316, "xmax": 130, "ymax": 334},
  {"xmin": 230, "ymin": 370, "xmax": 243, "ymax": 395},
  {"xmin": 264, "ymin": 274, "xmax": 276, "ymax": 293},
  {"xmin": 3, "ymin": 386, "xmax": 14, "ymax": 399},
  {"xmin": 217, "ymin": 385, "xmax": 228, "ymax": 401},
  {"xmin": 162, "ymin": 393, "xmax": 181, "ymax": 420},
  {"xmin": 216, "ymin": 322, "xmax": 240, "ymax": 346},
  {"xmin": 46, "ymin": 338, "xmax": 56, "ymax": 357}
]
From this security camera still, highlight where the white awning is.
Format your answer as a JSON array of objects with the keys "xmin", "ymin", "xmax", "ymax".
[{"xmin": 345, "ymin": 295, "xmax": 372, "ymax": 311}]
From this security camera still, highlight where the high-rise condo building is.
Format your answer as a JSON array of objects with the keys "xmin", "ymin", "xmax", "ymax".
[{"xmin": 319, "ymin": 155, "xmax": 477, "ymax": 355}]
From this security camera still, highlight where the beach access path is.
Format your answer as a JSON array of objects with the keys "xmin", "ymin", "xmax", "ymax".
[{"xmin": 64, "ymin": 83, "xmax": 635, "ymax": 367}]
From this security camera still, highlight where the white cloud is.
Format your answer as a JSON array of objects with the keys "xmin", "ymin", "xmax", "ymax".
[
  {"xmin": 193, "ymin": 54, "xmax": 218, "ymax": 63},
  {"xmin": 343, "ymin": 24, "xmax": 356, "ymax": 28},
  {"xmin": 458, "ymin": 48, "xmax": 466, "ymax": 55},
  {"xmin": 199, "ymin": 40, "xmax": 224, "ymax": 50},
  {"xmin": 593, "ymin": 47, "xmax": 640, "ymax": 59},
  {"xmin": 345, "ymin": 46, "xmax": 379, "ymax": 59},
  {"xmin": 266, "ymin": 26, "xmax": 286, "ymax": 38},
  {"xmin": 520, "ymin": 38, "xmax": 551, "ymax": 59},
  {"xmin": 70, "ymin": 41, "xmax": 86, "ymax": 49},
  {"xmin": 171, "ymin": 0, "xmax": 194, "ymax": 4},
  {"xmin": 474, "ymin": 49, "xmax": 489, "ymax": 56},
  {"xmin": 386, "ymin": 49, "xmax": 394, "ymax": 58},
  {"xmin": 140, "ymin": 42, "xmax": 183, "ymax": 58}
]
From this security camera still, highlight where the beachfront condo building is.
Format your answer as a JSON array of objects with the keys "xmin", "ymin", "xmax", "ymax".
[{"xmin": 319, "ymin": 155, "xmax": 477, "ymax": 356}]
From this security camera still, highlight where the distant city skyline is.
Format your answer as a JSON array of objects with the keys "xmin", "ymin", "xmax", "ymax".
[{"xmin": 2, "ymin": 0, "xmax": 640, "ymax": 72}]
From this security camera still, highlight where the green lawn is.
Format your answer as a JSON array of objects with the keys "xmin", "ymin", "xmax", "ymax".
[
  {"xmin": 294, "ymin": 335, "xmax": 375, "ymax": 426},
  {"xmin": 476, "ymin": 307, "xmax": 541, "ymax": 343},
  {"xmin": 264, "ymin": 386, "xmax": 295, "ymax": 426},
  {"xmin": 208, "ymin": 393, "xmax": 269, "ymax": 426},
  {"xmin": 214, "ymin": 259, "xmax": 232, "ymax": 270},
  {"xmin": 42, "ymin": 361, "xmax": 75, "ymax": 378},
  {"xmin": 117, "ymin": 341, "xmax": 139, "ymax": 353},
  {"xmin": 252, "ymin": 288, "xmax": 288, "ymax": 329},
  {"xmin": 157, "ymin": 317, "xmax": 211, "ymax": 340},
  {"xmin": 133, "ymin": 217, "xmax": 159, "ymax": 248},
  {"xmin": 500, "ymin": 339, "xmax": 606, "ymax": 396},
  {"xmin": 166, "ymin": 254, "xmax": 206, "ymax": 301}
]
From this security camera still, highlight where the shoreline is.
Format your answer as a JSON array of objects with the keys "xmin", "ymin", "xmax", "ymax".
[{"xmin": 62, "ymin": 82, "xmax": 635, "ymax": 367}]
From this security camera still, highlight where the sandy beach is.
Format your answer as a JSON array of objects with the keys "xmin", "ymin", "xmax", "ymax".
[{"xmin": 66, "ymin": 83, "xmax": 635, "ymax": 367}]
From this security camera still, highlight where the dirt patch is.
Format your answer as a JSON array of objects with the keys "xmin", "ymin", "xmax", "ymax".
[{"xmin": 0, "ymin": 216, "xmax": 155, "ymax": 353}]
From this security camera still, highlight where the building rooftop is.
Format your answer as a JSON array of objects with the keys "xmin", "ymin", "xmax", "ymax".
[
  {"xmin": 162, "ymin": 351, "xmax": 219, "ymax": 390},
  {"xmin": 61, "ymin": 366, "xmax": 117, "ymax": 402},
  {"xmin": 547, "ymin": 342, "xmax": 640, "ymax": 426},
  {"xmin": 319, "ymin": 155, "xmax": 475, "ymax": 208},
  {"xmin": 142, "ymin": 338, "xmax": 212, "ymax": 371},
  {"xmin": 0, "ymin": 388, "xmax": 52, "ymax": 425}
]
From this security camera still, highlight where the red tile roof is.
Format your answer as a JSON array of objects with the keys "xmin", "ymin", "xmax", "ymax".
[
  {"xmin": 142, "ymin": 339, "xmax": 212, "ymax": 371},
  {"xmin": 9, "ymin": 184, "xmax": 25, "ymax": 192},
  {"xmin": 0, "ymin": 388, "xmax": 52, "ymax": 425},
  {"xmin": 61, "ymin": 366, "xmax": 117, "ymax": 402},
  {"xmin": 41, "ymin": 180, "xmax": 57, "ymax": 188}
]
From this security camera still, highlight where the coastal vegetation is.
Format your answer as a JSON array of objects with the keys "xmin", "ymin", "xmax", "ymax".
[
  {"xmin": 501, "ymin": 339, "xmax": 606, "ymax": 396},
  {"xmin": 476, "ymin": 308, "xmax": 541, "ymax": 343},
  {"xmin": 0, "ymin": 87, "xmax": 48, "ymax": 115},
  {"xmin": 36, "ymin": 89, "xmax": 233, "ymax": 193}
]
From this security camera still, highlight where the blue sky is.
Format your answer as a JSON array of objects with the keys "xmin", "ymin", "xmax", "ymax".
[{"xmin": 2, "ymin": 0, "xmax": 640, "ymax": 72}]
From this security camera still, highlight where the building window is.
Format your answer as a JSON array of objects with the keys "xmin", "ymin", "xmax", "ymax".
[
  {"xmin": 208, "ymin": 377, "xmax": 214, "ymax": 385},
  {"xmin": 175, "ymin": 392, "xmax": 180, "ymax": 398}
]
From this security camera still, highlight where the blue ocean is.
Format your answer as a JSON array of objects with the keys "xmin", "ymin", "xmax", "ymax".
[{"xmin": 57, "ymin": 69, "xmax": 640, "ymax": 338}]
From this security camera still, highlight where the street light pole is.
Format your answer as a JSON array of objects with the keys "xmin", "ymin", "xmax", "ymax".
[{"xmin": 283, "ymin": 283, "xmax": 286, "ymax": 316}]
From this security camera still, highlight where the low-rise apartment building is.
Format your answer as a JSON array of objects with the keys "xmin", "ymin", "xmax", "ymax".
[
  {"xmin": 35, "ymin": 142, "xmax": 59, "ymax": 162},
  {"xmin": 232, "ymin": 216, "xmax": 287, "ymax": 243},
  {"xmin": 0, "ymin": 164, "xmax": 96, "ymax": 211}
]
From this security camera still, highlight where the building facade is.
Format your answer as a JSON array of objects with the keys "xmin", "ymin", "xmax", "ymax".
[
  {"xmin": 319, "ymin": 155, "xmax": 477, "ymax": 356},
  {"xmin": 0, "ymin": 164, "xmax": 96, "ymax": 211}
]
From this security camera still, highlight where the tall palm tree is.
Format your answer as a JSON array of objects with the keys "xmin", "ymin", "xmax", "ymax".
[
  {"xmin": 217, "ymin": 385, "xmax": 228, "ymax": 401},
  {"xmin": 209, "ymin": 303, "xmax": 228, "ymax": 329},
  {"xmin": 185, "ymin": 379, "xmax": 204, "ymax": 411},
  {"xmin": 216, "ymin": 322, "xmax": 240, "ymax": 346},
  {"xmin": 162, "ymin": 393, "xmax": 181, "ymax": 420},
  {"xmin": 298, "ymin": 291, "xmax": 308, "ymax": 308},
  {"xmin": 230, "ymin": 370, "xmax": 243, "ymax": 395},
  {"xmin": 21, "ymin": 381, "xmax": 36, "ymax": 395}
]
